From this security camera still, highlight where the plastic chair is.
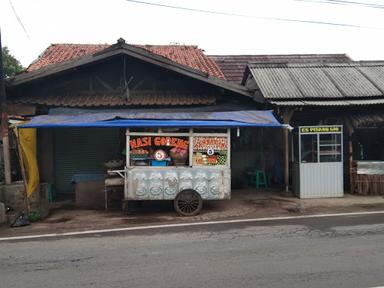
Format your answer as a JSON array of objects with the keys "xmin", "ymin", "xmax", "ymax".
[
  {"xmin": 246, "ymin": 168, "xmax": 268, "ymax": 189},
  {"xmin": 254, "ymin": 170, "xmax": 268, "ymax": 189}
]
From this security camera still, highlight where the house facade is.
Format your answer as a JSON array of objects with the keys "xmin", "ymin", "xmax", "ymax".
[
  {"xmin": 4, "ymin": 39, "xmax": 280, "ymax": 210},
  {"xmin": 3, "ymin": 40, "xmax": 384, "ymax": 216},
  {"xmin": 241, "ymin": 59, "xmax": 384, "ymax": 195}
]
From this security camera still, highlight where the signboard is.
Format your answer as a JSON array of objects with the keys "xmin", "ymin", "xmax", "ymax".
[
  {"xmin": 130, "ymin": 136, "xmax": 188, "ymax": 149},
  {"xmin": 192, "ymin": 136, "xmax": 228, "ymax": 166},
  {"xmin": 300, "ymin": 126, "xmax": 342, "ymax": 134},
  {"xmin": 193, "ymin": 136, "xmax": 228, "ymax": 151}
]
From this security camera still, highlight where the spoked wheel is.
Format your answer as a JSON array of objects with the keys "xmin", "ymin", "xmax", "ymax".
[{"xmin": 174, "ymin": 189, "xmax": 203, "ymax": 216}]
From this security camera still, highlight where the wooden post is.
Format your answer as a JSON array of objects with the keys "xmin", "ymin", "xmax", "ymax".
[
  {"xmin": 0, "ymin": 30, "xmax": 12, "ymax": 184},
  {"xmin": 348, "ymin": 138, "xmax": 353, "ymax": 193},
  {"xmin": 2, "ymin": 129, "xmax": 11, "ymax": 184},
  {"xmin": 281, "ymin": 109, "xmax": 295, "ymax": 193},
  {"xmin": 344, "ymin": 119, "xmax": 354, "ymax": 194},
  {"xmin": 14, "ymin": 127, "xmax": 30, "ymax": 213},
  {"xmin": 283, "ymin": 128, "xmax": 289, "ymax": 193}
]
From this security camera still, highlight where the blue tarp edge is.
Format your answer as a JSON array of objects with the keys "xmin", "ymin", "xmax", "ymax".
[
  {"xmin": 19, "ymin": 110, "xmax": 287, "ymax": 128},
  {"xmin": 20, "ymin": 119, "xmax": 285, "ymax": 128}
]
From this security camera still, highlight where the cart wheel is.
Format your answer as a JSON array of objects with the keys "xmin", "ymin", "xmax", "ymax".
[{"xmin": 174, "ymin": 189, "xmax": 203, "ymax": 216}]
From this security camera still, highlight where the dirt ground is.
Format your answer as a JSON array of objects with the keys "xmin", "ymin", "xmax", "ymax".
[{"xmin": 1, "ymin": 188, "xmax": 384, "ymax": 238}]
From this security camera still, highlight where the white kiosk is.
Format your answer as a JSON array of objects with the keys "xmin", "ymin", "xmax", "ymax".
[{"xmin": 293, "ymin": 125, "xmax": 344, "ymax": 198}]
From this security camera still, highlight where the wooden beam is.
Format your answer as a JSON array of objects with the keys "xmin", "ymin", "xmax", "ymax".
[
  {"xmin": 95, "ymin": 76, "xmax": 114, "ymax": 92},
  {"xmin": 131, "ymin": 80, "xmax": 144, "ymax": 90}
]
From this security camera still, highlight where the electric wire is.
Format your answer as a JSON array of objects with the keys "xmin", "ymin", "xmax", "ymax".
[
  {"xmin": 125, "ymin": 0, "xmax": 383, "ymax": 29},
  {"xmin": 8, "ymin": 0, "xmax": 31, "ymax": 40},
  {"xmin": 295, "ymin": 0, "xmax": 384, "ymax": 9},
  {"xmin": 296, "ymin": 0, "xmax": 384, "ymax": 9}
]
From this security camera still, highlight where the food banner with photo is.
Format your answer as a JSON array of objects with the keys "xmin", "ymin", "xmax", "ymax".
[
  {"xmin": 129, "ymin": 136, "xmax": 189, "ymax": 166},
  {"xmin": 193, "ymin": 136, "xmax": 228, "ymax": 166}
]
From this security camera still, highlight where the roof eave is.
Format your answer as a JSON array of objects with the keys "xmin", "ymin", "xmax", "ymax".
[{"xmin": 8, "ymin": 43, "xmax": 256, "ymax": 100}]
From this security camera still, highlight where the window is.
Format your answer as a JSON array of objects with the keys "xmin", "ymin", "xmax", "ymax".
[
  {"xmin": 319, "ymin": 134, "xmax": 341, "ymax": 162},
  {"xmin": 300, "ymin": 134, "xmax": 318, "ymax": 163},
  {"xmin": 299, "ymin": 129, "xmax": 342, "ymax": 163}
]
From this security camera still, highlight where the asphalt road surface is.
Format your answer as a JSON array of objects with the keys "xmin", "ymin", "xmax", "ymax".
[{"xmin": 1, "ymin": 213, "xmax": 384, "ymax": 288}]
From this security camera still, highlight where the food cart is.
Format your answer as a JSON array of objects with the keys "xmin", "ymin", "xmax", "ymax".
[
  {"xmin": 107, "ymin": 128, "xmax": 231, "ymax": 216},
  {"xmin": 20, "ymin": 110, "xmax": 287, "ymax": 216}
]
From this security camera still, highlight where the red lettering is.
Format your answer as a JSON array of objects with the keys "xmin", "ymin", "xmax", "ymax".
[
  {"xmin": 142, "ymin": 137, "xmax": 151, "ymax": 147},
  {"xmin": 129, "ymin": 139, "xmax": 137, "ymax": 149}
]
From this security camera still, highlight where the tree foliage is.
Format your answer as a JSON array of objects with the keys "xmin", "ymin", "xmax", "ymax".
[{"xmin": 2, "ymin": 46, "xmax": 24, "ymax": 77}]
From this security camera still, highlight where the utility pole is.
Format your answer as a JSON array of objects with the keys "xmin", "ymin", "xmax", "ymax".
[{"xmin": 0, "ymin": 29, "xmax": 12, "ymax": 184}]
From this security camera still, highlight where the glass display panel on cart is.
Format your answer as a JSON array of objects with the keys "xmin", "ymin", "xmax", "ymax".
[
  {"xmin": 319, "ymin": 134, "xmax": 342, "ymax": 162},
  {"xmin": 129, "ymin": 135, "xmax": 189, "ymax": 166},
  {"xmin": 193, "ymin": 136, "xmax": 228, "ymax": 166},
  {"xmin": 300, "ymin": 134, "xmax": 318, "ymax": 163}
]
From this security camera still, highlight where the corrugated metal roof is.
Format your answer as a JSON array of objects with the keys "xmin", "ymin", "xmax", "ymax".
[
  {"xmin": 323, "ymin": 66, "xmax": 381, "ymax": 97},
  {"xmin": 357, "ymin": 66, "xmax": 384, "ymax": 92},
  {"xmin": 209, "ymin": 54, "xmax": 352, "ymax": 84},
  {"xmin": 248, "ymin": 61, "xmax": 384, "ymax": 100},
  {"xmin": 251, "ymin": 68, "xmax": 300, "ymax": 99},
  {"xmin": 270, "ymin": 99, "xmax": 384, "ymax": 106}
]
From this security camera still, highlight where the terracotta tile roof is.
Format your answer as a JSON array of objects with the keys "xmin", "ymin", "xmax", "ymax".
[
  {"xmin": 10, "ymin": 91, "xmax": 216, "ymax": 107},
  {"xmin": 27, "ymin": 43, "xmax": 225, "ymax": 79},
  {"xmin": 209, "ymin": 54, "xmax": 352, "ymax": 84}
]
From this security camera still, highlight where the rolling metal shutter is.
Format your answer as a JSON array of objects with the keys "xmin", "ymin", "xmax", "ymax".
[{"xmin": 54, "ymin": 128, "xmax": 121, "ymax": 194}]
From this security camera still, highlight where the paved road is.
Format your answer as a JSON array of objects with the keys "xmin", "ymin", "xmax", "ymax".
[{"xmin": 1, "ymin": 213, "xmax": 384, "ymax": 288}]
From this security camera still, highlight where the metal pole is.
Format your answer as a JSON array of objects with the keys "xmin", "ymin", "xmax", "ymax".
[{"xmin": 0, "ymin": 29, "xmax": 12, "ymax": 184}]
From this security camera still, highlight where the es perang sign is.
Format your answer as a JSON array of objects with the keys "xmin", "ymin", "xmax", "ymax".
[{"xmin": 300, "ymin": 126, "xmax": 341, "ymax": 133}]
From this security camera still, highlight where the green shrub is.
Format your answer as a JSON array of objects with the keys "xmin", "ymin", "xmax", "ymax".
[{"xmin": 28, "ymin": 211, "xmax": 41, "ymax": 222}]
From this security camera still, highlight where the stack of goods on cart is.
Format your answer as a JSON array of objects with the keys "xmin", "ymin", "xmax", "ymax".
[
  {"xmin": 193, "ymin": 152, "xmax": 227, "ymax": 165},
  {"xmin": 169, "ymin": 147, "xmax": 188, "ymax": 166},
  {"xmin": 103, "ymin": 159, "xmax": 125, "ymax": 169}
]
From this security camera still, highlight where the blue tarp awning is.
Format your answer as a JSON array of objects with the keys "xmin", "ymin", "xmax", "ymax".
[{"xmin": 20, "ymin": 110, "xmax": 288, "ymax": 129}]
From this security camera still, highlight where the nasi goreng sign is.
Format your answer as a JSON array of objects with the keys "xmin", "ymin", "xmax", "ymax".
[
  {"xmin": 300, "ymin": 126, "xmax": 342, "ymax": 134},
  {"xmin": 129, "ymin": 136, "xmax": 189, "ymax": 149}
]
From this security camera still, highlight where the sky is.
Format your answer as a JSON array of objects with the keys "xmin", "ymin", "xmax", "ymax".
[{"xmin": 1, "ymin": 0, "xmax": 384, "ymax": 67}]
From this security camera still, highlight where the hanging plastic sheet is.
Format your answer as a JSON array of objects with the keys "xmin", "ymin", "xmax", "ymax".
[{"xmin": 19, "ymin": 110, "xmax": 289, "ymax": 129}]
